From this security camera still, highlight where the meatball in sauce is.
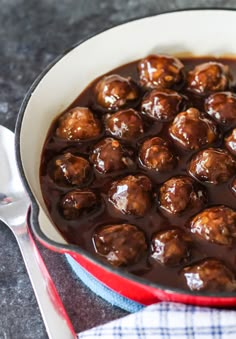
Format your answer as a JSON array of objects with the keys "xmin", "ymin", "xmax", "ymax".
[
  {"xmin": 151, "ymin": 228, "xmax": 192, "ymax": 266},
  {"xmin": 183, "ymin": 259, "xmax": 236, "ymax": 292},
  {"xmin": 231, "ymin": 178, "xmax": 236, "ymax": 196},
  {"xmin": 90, "ymin": 138, "xmax": 133, "ymax": 174},
  {"xmin": 56, "ymin": 107, "xmax": 101, "ymax": 140},
  {"xmin": 189, "ymin": 148, "xmax": 236, "ymax": 184},
  {"xmin": 159, "ymin": 176, "xmax": 207, "ymax": 215},
  {"xmin": 141, "ymin": 89, "xmax": 184, "ymax": 121},
  {"xmin": 225, "ymin": 128, "xmax": 236, "ymax": 155},
  {"xmin": 190, "ymin": 205, "xmax": 236, "ymax": 246},
  {"xmin": 49, "ymin": 153, "xmax": 91, "ymax": 186},
  {"xmin": 93, "ymin": 224, "xmax": 147, "ymax": 267},
  {"xmin": 139, "ymin": 137, "xmax": 177, "ymax": 172},
  {"xmin": 138, "ymin": 54, "xmax": 184, "ymax": 89},
  {"xmin": 205, "ymin": 91, "xmax": 236, "ymax": 126},
  {"xmin": 186, "ymin": 62, "xmax": 231, "ymax": 95},
  {"xmin": 105, "ymin": 108, "xmax": 144, "ymax": 140},
  {"xmin": 60, "ymin": 189, "xmax": 97, "ymax": 220},
  {"xmin": 169, "ymin": 108, "xmax": 218, "ymax": 150},
  {"xmin": 94, "ymin": 74, "xmax": 140, "ymax": 112},
  {"xmin": 108, "ymin": 175, "xmax": 152, "ymax": 216}
]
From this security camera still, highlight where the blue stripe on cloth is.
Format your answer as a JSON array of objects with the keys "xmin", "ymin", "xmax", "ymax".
[{"xmin": 65, "ymin": 254, "xmax": 144, "ymax": 313}]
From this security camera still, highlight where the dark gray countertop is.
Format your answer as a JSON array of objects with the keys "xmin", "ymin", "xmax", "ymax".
[{"xmin": 1, "ymin": 0, "xmax": 236, "ymax": 338}]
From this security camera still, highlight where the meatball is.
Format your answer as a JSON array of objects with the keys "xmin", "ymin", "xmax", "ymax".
[
  {"xmin": 183, "ymin": 259, "xmax": 236, "ymax": 292},
  {"xmin": 159, "ymin": 176, "xmax": 206, "ymax": 215},
  {"xmin": 225, "ymin": 128, "xmax": 236, "ymax": 156},
  {"xmin": 205, "ymin": 92, "xmax": 236, "ymax": 125},
  {"xmin": 151, "ymin": 228, "xmax": 192, "ymax": 266},
  {"xmin": 139, "ymin": 137, "xmax": 177, "ymax": 172},
  {"xmin": 60, "ymin": 189, "xmax": 97, "ymax": 219},
  {"xmin": 169, "ymin": 108, "xmax": 218, "ymax": 150},
  {"xmin": 50, "ymin": 153, "xmax": 91, "ymax": 186},
  {"xmin": 190, "ymin": 206, "xmax": 236, "ymax": 246},
  {"xmin": 56, "ymin": 107, "xmax": 101, "ymax": 140},
  {"xmin": 232, "ymin": 178, "xmax": 236, "ymax": 196},
  {"xmin": 94, "ymin": 74, "xmax": 140, "ymax": 112},
  {"xmin": 108, "ymin": 175, "xmax": 152, "ymax": 216},
  {"xmin": 93, "ymin": 224, "xmax": 147, "ymax": 267},
  {"xmin": 137, "ymin": 54, "xmax": 184, "ymax": 89},
  {"xmin": 189, "ymin": 148, "xmax": 236, "ymax": 184},
  {"xmin": 141, "ymin": 89, "xmax": 184, "ymax": 121},
  {"xmin": 186, "ymin": 62, "xmax": 231, "ymax": 95},
  {"xmin": 105, "ymin": 109, "xmax": 144, "ymax": 140},
  {"xmin": 90, "ymin": 138, "xmax": 133, "ymax": 174}
]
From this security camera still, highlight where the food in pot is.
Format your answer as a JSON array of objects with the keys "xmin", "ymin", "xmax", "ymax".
[
  {"xmin": 93, "ymin": 224, "xmax": 147, "ymax": 266},
  {"xmin": 40, "ymin": 55, "xmax": 236, "ymax": 292},
  {"xmin": 49, "ymin": 153, "xmax": 91, "ymax": 186},
  {"xmin": 225, "ymin": 128, "xmax": 236, "ymax": 155},
  {"xmin": 94, "ymin": 74, "xmax": 140, "ymax": 112},
  {"xmin": 186, "ymin": 62, "xmax": 231, "ymax": 95},
  {"xmin": 189, "ymin": 148, "xmax": 236, "ymax": 184},
  {"xmin": 60, "ymin": 189, "xmax": 97, "ymax": 220},
  {"xmin": 137, "ymin": 54, "xmax": 184, "ymax": 89},
  {"xmin": 190, "ymin": 205, "xmax": 236, "ymax": 245},
  {"xmin": 141, "ymin": 88, "xmax": 184, "ymax": 121},
  {"xmin": 183, "ymin": 259, "xmax": 236, "ymax": 292},
  {"xmin": 151, "ymin": 228, "xmax": 192, "ymax": 265},
  {"xmin": 90, "ymin": 138, "xmax": 133, "ymax": 174},
  {"xmin": 139, "ymin": 137, "xmax": 176, "ymax": 172},
  {"xmin": 205, "ymin": 91, "xmax": 236, "ymax": 125},
  {"xmin": 108, "ymin": 174, "xmax": 152, "ymax": 216},
  {"xmin": 159, "ymin": 176, "xmax": 206, "ymax": 214},
  {"xmin": 56, "ymin": 107, "xmax": 101, "ymax": 140},
  {"xmin": 105, "ymin": 108, "xmax": 144, "ymax": 140},
  {"xmin": 169, "ymin": 108, "xmax": 218, "ymax": 150}
]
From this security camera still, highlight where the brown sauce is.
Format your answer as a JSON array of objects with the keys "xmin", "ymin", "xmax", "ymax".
[{"xmin": 40, "ymin": 57, "xmax": 236, "ymax": 291}]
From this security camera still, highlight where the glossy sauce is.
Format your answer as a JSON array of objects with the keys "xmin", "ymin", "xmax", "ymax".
[{"xmin": 40, "ymin": 57, "xmax": 236, "ymax": 291}]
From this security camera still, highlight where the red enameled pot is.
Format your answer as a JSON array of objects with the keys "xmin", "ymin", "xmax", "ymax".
[{"xmin": 16, "ymin": 9, "xmax": 236, "ymax": 307}]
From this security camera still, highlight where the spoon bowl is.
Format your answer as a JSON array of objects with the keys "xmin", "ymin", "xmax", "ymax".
[
  {"xmin": 0, "ymin": 126, "xmax": 28, "ymax": 225},
  {"xmin": 0, "ymin": 125, "xmax": 76, "ymax": 339}
]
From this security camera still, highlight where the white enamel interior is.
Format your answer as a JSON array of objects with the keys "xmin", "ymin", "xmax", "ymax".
[{"xmin": 19, "ymin": 10, "xmax": 236, "ymax": 244}]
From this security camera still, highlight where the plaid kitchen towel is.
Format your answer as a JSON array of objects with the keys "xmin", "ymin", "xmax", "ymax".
[{"xmin": 78, "ymin": 302, "xmax": 236, "ymax": 339}]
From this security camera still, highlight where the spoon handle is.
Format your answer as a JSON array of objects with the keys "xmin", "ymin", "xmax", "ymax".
[{"xmin": 13, "ymin": 222, "xmax": 76, "ymax": 339}]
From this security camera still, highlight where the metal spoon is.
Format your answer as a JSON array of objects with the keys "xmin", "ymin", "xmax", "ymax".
[{"xmin": 0, "ymin": 125, "xmax": 76, "ymax": 339}]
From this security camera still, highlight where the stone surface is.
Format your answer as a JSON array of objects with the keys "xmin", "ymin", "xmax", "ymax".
[{"xmin": 1, "ymin": 0, "xmax": 236, "ymax": 337}]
